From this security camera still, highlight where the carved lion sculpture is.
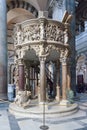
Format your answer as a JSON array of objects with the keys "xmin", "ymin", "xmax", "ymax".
[{"xmin": 14, "ymin": 90, "xmax": 31, "ymax": 108}]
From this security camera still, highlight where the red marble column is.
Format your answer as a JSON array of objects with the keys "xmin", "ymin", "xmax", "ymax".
[
  {"xmin": 67, "ymin": 63, "xmax": 71, "ymax": 90},
  {"xmin": 18, "ymin": 62, "xmax": 25, "ymax": 91}
]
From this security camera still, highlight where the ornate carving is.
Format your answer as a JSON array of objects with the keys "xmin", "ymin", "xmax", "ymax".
[
  {"xmin": 14, "ymin": 90, "xmax": 31, "ymax": 108},
  {"xmin": 39, "ymin": 18, "xmax": 46, "ymax": 40},
  {"xmin": 46, "ymin": 24, "xmax": 64, "ymax": 43},
  {"xmin": 22, "ymin": 24, "xmax": 40, "ymax": 42},
  {"xmin": 13, "ymin": 18, "xmax": 66, "ymax": 45},
  {"xmin": 64, "ymin": 24, "xmax": 69, "ymax": 44},
  {"xmin": 13, "ymin": 24, "xmax": 23, "ymax": 45},
  {"xmin": 45, "ymin": 44, "xmax": 59, "ymax": 53},
  {"xmin": 30, "ymin": 44, "xmax": 49, "ymax": 57},
  {"xmin": 60, "ymin": 49, "xmax": 69, "ymax": 64},
  {"xmin": 16, "ymin": 49, "xmax": 25, "ymax": 59},
  {"xmin": 13, "ymin": 17, "xmax": 71, "ymax": 67}
]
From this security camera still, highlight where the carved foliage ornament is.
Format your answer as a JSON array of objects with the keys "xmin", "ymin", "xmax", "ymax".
[
  {"xmin": 60, "ymin": 48, "xmax": 69, "ymax": 64},
  {"xmin": 46, "ymin": 24, "xmax": 64, "ymax": 43},
  {"xmin": 13, "ymin": 19, "xmax": 66, "ymax": 45},
  {"xmin": 22, "ymin": 24, "xmax": 40, "ymax": 42}
]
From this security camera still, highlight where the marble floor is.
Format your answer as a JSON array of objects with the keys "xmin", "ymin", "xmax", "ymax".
[{"xmin": 0, "ymin": 93, "xmax": 87, "ymax": 130}]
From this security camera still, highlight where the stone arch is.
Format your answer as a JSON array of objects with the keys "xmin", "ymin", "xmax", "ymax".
[
  {"xmin": 76, "ymin": 53, "xmax": 86, "ymax": 64},
  {"xmin": 76, "ymin": 54, "xmax": 86, "ymax": 85},
  {"xmin": 7, "ymin": 0, "xmax": 38, "ymax": 17}
]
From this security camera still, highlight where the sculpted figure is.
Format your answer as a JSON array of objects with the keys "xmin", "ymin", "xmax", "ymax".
[{"xmin": 14, "ymin": 90, "xmax": 31, "ymax": 108}]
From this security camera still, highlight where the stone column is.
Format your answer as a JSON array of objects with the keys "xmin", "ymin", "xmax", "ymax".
[
  {"xmin": 34, "ymin": 67, "xmax": 39, "ymax": 97},
  {"xmin": 15, "ymin": 63, "xmax": 19, "ymax": 94},
  {"xmin": 63, "ymin": 0, "xmax": 76, "ymax": 94},
  {"xmin": 0, "ymin": 0, "xmax": 7, "ymax": 99},
  {"xmin": 52, "ymin": 0, "xmax": 76, "ymax": 94},
  {"xmin": 62, "ymin": 59, "xmax": 67, "ymax": 100},
  {"xmin": 39, "ymin": 57, "xmax": 46, "ymax": 102},
  {"xmin": 25, "ymin": 68, "xmax": 29, "ymax": 90},
  {"xmin": 67, "ymin": 62, "xmax": 71, "ymax": 90},
  {"xmin": 24, "ymin": 64, "xmax": 30, "ymax": 91},
  {"xmin": 60, "ymin": 58, "xmax": 69, "ymax": 105},
  {"xmin": 56, "ymin": 62, "xmax": 60, "ymax": 102},
  {"xmin": 8, "ymin": 65, "xmax": 11, "ymax": 84},
  {"xmin": 18, "ymin": 59, "xmax": 25, "ymax": 91}
]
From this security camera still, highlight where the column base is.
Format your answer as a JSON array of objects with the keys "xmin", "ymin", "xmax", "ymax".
[
  {"xmin": 39, "ymin": 102, "xmax": 48, "ymax": 110},
  {"xmin": 60, "ymin": 99, "xmax": 70, "ymax": 106},
  {"xmin": 56, "ymin": 86, "xmax": 60, "ymax": 102},
  {"xmin": 56, "ymin": 96, "xmax": 60, "ymax": 102}
]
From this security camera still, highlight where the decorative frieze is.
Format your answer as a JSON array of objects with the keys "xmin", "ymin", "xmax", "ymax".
[
  {"xmin": 13, "ymin": 18, "xmax": 70, "ymax": 47},
  {"xmin": 46, "ymin": 23, "xmax": 64, "ymax": 42},
  {"xmin": 22, "ymin": 24, "xmax": 40, "ymax": 42}
]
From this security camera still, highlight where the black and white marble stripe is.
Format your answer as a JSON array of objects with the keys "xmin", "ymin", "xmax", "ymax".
[{"xmin": 7, "ymin": 0, "xmax": 38, "ymax": 17}]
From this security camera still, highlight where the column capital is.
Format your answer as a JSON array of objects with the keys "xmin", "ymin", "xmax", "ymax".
[
  {"xmin": 60, "ymin": 57, "xmax": 67, "ymax": 65},
  {"xmin": 60, "ymin": 48, "xmax": 68, "ymax": 65},
  {"xmin": 18, "ymin": 58, "xmax": 24, "ymax": 65},
  {"xmin": 39, "ymin": 56, "xmax": 47, "ymax": 62}
]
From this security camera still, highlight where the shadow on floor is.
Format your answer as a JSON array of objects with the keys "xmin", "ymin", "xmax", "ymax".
[{"xmin": 8, "ymin": 112, "xmax": 20, "ymax": 130}]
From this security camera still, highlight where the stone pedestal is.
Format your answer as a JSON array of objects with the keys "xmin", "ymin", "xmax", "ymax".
[
  {"xmin": 0, "ymin": 0, "xmax": 7, "ymax": 99},
  {"xmin": 60, "ymin": 99, "xmax": 69, "ymax": 106}
]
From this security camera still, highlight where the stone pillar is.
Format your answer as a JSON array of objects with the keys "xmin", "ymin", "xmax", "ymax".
[
  {"xmin": 61, "ymin": 59, "xmax": 67, "ymax": 100},
  {"xmin": 60, "ymin": 58, "xmax": 69, "ymax": 105},
  {"xmin": 56, "ymin": 62, "xmax": 60, "ymax": 102},
  {"xmin": 52, "ymin": 0, "xmax": 76, "ymax": 94},
  {"xmin": 18, "ymin": 59, "xmax": 25, "ymax": 91},
  {"xmin": 15, "ymin": 63, "xmax": 19, "ymax": 93},
  {"xmin": 63, "ymin": 0, "xmax": 76, "ymax": 94},
  {"xmin": 39, "ymin": 57, "xmax": 46, "ymax": 102},
  {"xmin": 35, "ymin": 67, "xmax": 39, "ymax": 97},
  {"xmin": 25, "ymin": 68, "xmax": 29, "ymax": 90},
  {"xmin": 67, "ymin": 62, "xmax": 71, "ymax": 90},
  {"xmin": 8, "ymin": 65, "xmax": 11, "ymax": 84},
  {"xmin": 25, "ymin": 65, "xmax": 30, "ymax": 91},
  {"xmin": 0, "ymin": 0, "xmax": 7, "ymax": 99}
]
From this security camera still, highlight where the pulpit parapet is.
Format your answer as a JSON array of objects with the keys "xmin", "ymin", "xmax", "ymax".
[{"xmin": 13, "ymin": 18, "xmax": 70, "ymax": 48}]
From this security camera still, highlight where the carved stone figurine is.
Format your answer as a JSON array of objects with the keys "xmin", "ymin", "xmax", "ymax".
[{"xmin": 14, "ymin": 90, "xmax": 31, "ymax": 108}]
